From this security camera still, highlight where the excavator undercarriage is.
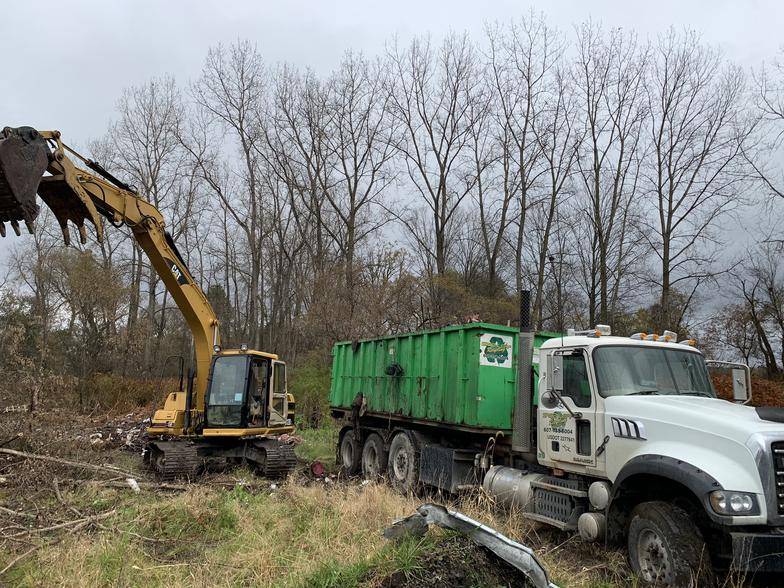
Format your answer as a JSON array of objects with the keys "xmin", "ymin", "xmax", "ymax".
[
  {"xmin": 146, "ymin": 438, "xmax": 298, "ymax": 481},
  {"xmin": 0, "ymin": 125, "xmax": 298, "ymax": 480}
]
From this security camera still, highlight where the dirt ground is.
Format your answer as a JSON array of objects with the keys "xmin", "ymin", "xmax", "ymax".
[{"xmin": 377, "ymin": 534, "xmax": 531, "ymax": 587}]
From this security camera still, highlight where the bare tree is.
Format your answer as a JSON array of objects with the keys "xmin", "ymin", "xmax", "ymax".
[
  {"xmin": 464, "ymin": 64, "xmax": 509, "ymax": 295},
  {"xmin": 321, "ymin": 52, "xmax": 397, "ymax": 308},
  {"xmin": 573, "ymin": 22, "xmax": 649, "ymax": 327},
  {"xmin": 388, "ymin": 33, "xmax": 482, "ymax": 313},
  {"xmin": 746, "ymin": 53, "xmax": 784, "ymax": 200},
  {"xmin": 643, "ymin": 30, "xmax": 752, "ymax": 330},
  {"xmin": 529, "ymin": 65, "xmax": 579, "ymax": 328},
  {"xmin": 485, "ymin": 15, "xmax": 559, "ymax": 294},
  {"xmin": 740, "ymin": 243, "xmax": 784, "ymax": 370},
  {"xmin": 265, "ymin": 66, "xmax": 332, "ymax": 277},
  {"xmin": 190, "ymin": 40, "xmax": 268, "ymax": 348},
  {"xmin": 739, "ymin": 276, "xmax": 779, "ymax": 375},
  {"xmin": 111, "ymin": 75, "xmax": 186, "ymax": 368}
]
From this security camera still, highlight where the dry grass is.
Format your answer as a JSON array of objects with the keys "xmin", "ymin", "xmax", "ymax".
[
  {"xmin": 3, "ymin": 477, "xmax": 643, "ymax": 588},
  {"xmin": 5, "ymin": 481, "xmax": 425, "ymax": 587},
  {"xmin": 0, "ymin": 412, "xmax": 750, "ymax": 588}
]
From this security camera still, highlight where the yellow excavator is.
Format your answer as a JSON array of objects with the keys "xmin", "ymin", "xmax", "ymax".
[{"xmin": 0, "ymin": 126, "xmax": 297, "ymax": 479}]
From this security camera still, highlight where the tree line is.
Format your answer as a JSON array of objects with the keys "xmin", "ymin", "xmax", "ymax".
[{"xmin": 3, "ymin": 14, "xmax": 784, "ymax": 390}]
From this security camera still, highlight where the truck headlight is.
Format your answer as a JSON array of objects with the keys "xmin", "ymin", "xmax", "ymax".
[{"xmin": 710, "ymin": 490, "xmax": 758, "ymax": 515}]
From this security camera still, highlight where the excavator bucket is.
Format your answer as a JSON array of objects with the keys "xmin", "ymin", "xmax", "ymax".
[
  {"xmin": 37, "ymin": 170, "xmax": 104, "ymax": 245},
  {"xmin": 0, "ymin": 126, "xmax": 103, "ymax": 244},
  {"xmin": 0, "ymin": 126, "xmax": 49, "ymax": 237}
]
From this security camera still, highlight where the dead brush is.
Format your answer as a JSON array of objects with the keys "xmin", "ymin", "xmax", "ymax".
[{"xmin": 426, "ymin": 483, "xmax": 634, "ymax": 587}]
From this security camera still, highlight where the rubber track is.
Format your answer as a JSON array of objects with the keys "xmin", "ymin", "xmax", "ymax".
[
  {"xmin": 150, "ymin": 442, "xmax": 201, "ymax": 481},
  {"xmin": 253, "ymin": 439, "xmax": 297, "ymax": 478}
]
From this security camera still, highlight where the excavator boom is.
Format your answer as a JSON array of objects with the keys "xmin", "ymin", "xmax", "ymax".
[{"xmin": 0, "ymin": 126, "xmax": 216, "ymax": 409}]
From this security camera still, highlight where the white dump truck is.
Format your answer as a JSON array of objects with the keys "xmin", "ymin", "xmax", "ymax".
[{"xmin": 332, "ymin": 292, "xmax": 784, "ymax": 585}]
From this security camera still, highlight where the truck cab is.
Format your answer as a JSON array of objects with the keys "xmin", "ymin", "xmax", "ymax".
[{"xmin": 535, "ymin": 329, "xmax": 784, "ymax": 581}]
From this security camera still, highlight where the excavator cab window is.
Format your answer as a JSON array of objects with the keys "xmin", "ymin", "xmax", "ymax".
[
  {"xmin": 205, "ymin": 355, "xmax": 275, "ymax": 428},
  {"xmin": 248, "ymin": 358, "xmax": 271, "ymax": 426},
  {"xmin": 205, "ymin": 355, "xmax": 248, "ymax": 427},
  {"xmin": 270, "ymin": 362, "xmax": 288, "ymax": 425}
]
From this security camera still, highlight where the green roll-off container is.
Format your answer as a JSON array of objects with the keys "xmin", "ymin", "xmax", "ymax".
[{"xmin": 329, "ymin": 323, "xmax": 559, "ymax": 432}]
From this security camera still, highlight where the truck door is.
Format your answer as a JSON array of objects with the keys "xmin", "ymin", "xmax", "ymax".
[{"xmin": 538, "ymin": 349, "xmax": 597, "ymax": 468}]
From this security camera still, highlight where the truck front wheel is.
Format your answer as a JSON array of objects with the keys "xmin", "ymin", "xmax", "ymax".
[
  {"xmin": 627, "ymin": 501, "xmax": 713, "ymax": 587},
  {"xmin": 387, "ymin": 431, "xmax": 419, "ymax": 493}
]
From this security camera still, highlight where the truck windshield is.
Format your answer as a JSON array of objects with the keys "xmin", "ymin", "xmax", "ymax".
[
  {"xmin": 593, "ymin": 346, "xmax": 715, "ymax": 398},
  {"xmin": 206, "ymin": 355, "xmax": 248, "ymax": 426}
]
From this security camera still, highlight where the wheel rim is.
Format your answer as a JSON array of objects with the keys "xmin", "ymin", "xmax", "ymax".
[
  {"xmin": 366, "ymin": 446, "xmax": 377, "ymax": 475},
  {"xmin": 341, "ymin": 437, "xmax": 353, "ymax": 468},
  {"xmin": 392, "ymin": 446, "xmax": 409, "ymax": 481},
  {"xmin": 636, "ymin": 528, "xmax": 673, "ymax": 584}
]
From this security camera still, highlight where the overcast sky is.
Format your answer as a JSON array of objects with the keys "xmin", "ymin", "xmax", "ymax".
[
  {"xmin": 1, "ymin": 0, "xmax": 781, "ymax": 272},
  {"xmin": 3, "ymin": 0, "xmax": 781, "ymax": 147}
]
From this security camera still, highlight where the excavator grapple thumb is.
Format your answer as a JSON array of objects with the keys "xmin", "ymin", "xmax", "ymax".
[{"xmin": 0, "ymin": 126, "xmax": 49, "ymax": 237}]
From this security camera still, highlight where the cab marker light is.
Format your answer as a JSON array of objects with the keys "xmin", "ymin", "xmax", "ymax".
[
  {"xmin": 662, "ymin": 330, "xmax": 678, "ymax": 342},
  {"xmin": 678, "ymin": 339, "xmax": 696, "ymax": 346},
  {"xmin": 568, "ymin": 325, "xmax": 610, "ymax": 337},
  {"xmin": 630, "ymin": 332, "xmax": 646, "ymax": 340}
]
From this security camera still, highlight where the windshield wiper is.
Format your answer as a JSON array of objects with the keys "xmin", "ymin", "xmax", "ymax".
[
  {"xmin": 629, "ymin": 389, "xmax": 659, "ymax": 396},
  {"xmin": 680, "ymin": 391, "xmax": 713, "ymax": 398}
]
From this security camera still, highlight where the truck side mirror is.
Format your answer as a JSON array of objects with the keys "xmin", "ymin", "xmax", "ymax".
[
  {"xmin": 732, "ymin": 367, "xmax": 751, "ymax": 404},
  {"xmin": 548, "ymin": 353, "xmax": 564, "ymax": 392},
  {"xmin": 706, "ymin": 360, "xmax": 752, "ymax": 404}
]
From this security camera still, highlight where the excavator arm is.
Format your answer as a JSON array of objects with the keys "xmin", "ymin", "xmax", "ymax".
[{"xmin": 0, "ymin": 126, "xmax": 219, "ymax": 422}]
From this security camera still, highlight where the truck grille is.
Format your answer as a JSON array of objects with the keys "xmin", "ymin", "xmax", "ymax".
[{"xmin": 774, "ymin": 441, "xmax": 784, "ymax": 514}]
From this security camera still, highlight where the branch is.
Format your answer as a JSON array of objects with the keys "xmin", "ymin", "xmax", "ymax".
[{"xmin": 0, "ymin": 448, "xmax": 137, "ymax": 478}]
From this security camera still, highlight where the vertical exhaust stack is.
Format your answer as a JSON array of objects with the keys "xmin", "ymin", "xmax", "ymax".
[{"xmin": 513, "ymin": 290, "xmax": 534, "ymax": 453}]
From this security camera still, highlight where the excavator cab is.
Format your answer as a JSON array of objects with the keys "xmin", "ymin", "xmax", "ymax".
[{"xmin": 204, "ymin": 351, "xmax": 291, "ymax": 431}]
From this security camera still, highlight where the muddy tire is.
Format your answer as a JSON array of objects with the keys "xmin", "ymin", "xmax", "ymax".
[
  {"xmin": 387, "ymin": 431, "xmax": 419, "ymax": 494},
  {"xmin": 627, "ymin": 501, "xmax": 714, "ymax": 587},
  {"xmin": 361, "ymin": 433, "xmax": 388, "ymax": 480},
  {"xmin": 339, "ymin": 429, "xmax": 361, "ymax": 475}
]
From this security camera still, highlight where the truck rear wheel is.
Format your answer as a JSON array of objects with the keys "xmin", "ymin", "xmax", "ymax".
[
  {"xmin": 387, "ymin": 431, "xmax": 419, "ymax": 493},
  {"xmin": 339, "ymin": 430, "xmax": 361, "ymax": 475},
  {"xmin": 627, "ymin": 501, "xmax": 713, "ymax": 587},
  {"xmin": 361, "ymin": 433, "xmax": 387, "ymax": 480}
]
